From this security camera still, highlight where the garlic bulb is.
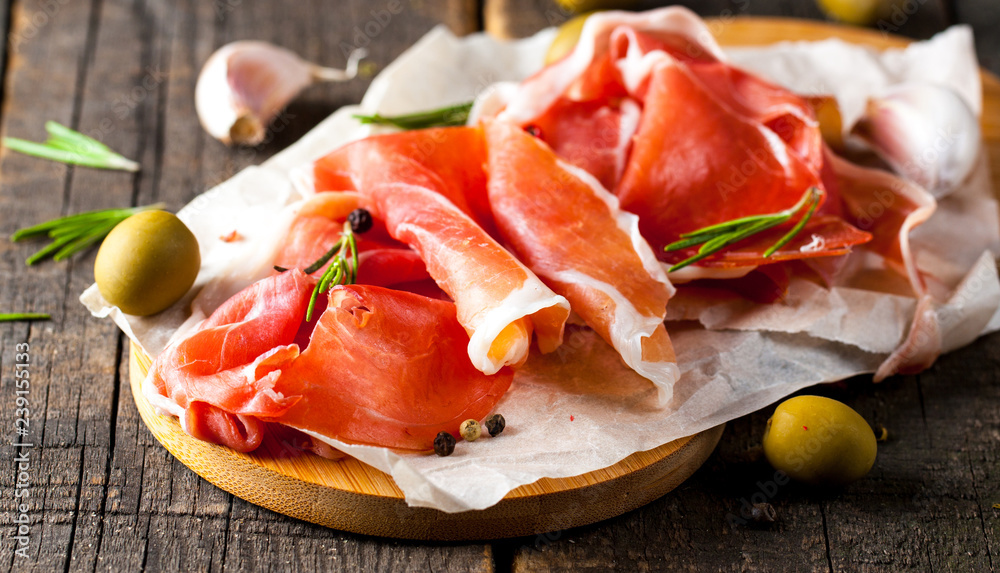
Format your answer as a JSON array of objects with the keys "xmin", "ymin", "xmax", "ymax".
[
  {"xmin": 852, "ymin": 82, "xmax": 980, "ymax": 198},
  {"xmin": 195, "ymin": 42, "xmax": 365, "ymax": 146}
]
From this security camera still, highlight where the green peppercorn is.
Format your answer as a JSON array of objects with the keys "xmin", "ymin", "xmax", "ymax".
[
  {"xmin": 485, "ymin": 414, "xmax": 505, "ymax": 437},
  {"xmin": 459, "ymin": 419, "xmax": 481, "ymax": 442},
  {"xmin": 434, "ymin": 431, "xmax": 456, "ymax": 456}
]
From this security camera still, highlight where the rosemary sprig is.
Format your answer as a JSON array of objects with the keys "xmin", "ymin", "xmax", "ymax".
[
  {"xmin": 275, "ymin": 221, "xmax": 358, "ymax": 321},
  {"xmin": 353, "ymin": 101, "xmax": 473, "ymax": 130},
  {"xmin": 0, "ymin": 313, "xmax": 50, "ymax": 322},
  {"xmin": 3, "ymin": 121, "xmax": 140, "ymax": 171},
  {"xmin": 11, "ymin": 203, "xmax": 166, "ymax": 265},
  {"xmin": 664, "ymin": 187, "xmax": 822, "ymax": 272}
]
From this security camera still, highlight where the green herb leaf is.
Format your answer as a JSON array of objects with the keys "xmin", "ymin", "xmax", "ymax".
[
  {"xmin": 3, "ymin": 121, "xmax": 140, "ymax": 171},
  {"xmin": 274, "ymin": 221, "xmax": 359, "ymax": 321},
  {"xmin": 0, "ymin": 313, "xmax": 50, "ymax": 322},
  {"xmin": 11, "ymin": 203, "xmax": 166, "ymax": 265},
  {"xmin": 665, "ymin": 187, "xmax": 822, "ymax": 272},
  {"xmin": 353, "ymin": 102, "xmax": 473, "ymax": 130}
]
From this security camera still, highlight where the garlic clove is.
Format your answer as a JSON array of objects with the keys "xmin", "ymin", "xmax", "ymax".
[
  {"xmin": 196, "ymin": 41, "xmax": 365, "ymax": 146},
  {"xmin": 851, "ymin": 82, "xmax": 980, "ymax": 198}
]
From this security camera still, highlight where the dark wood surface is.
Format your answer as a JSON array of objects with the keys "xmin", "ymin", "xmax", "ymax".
[{"xmin": 0, "ymin": 0, "xmax": 996, "ymax": 571}]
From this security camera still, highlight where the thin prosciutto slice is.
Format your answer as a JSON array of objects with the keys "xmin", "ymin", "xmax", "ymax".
[
  {"xmin": 484, "ymin": 121, "xmax": 679, "ymax": 402},
  {"xmin": 268, "ymin": 285, "xmax": 513, "ymax": 451},
  {"xmin": 615, "ymin": 58, "xmax": 871, "ymax": 265},
  {"xmin": 314, "ymin": 127, "xmax": 570, "ymax": 375},
  {"xmin": 146, "ymin": 269, "xmax": 314, "ymax": 452},
  {"xmin": 273, "ymin": 191, "xmax": 436, "ymax": 292},
  {"xmin": 825, "ymin": 149, "xmax": 939, "ymax": 380},
  {"xmin": 147, "ymin": 271, "xmax": 512, "ymax": 452},
  {"xmin": 487, "ymin": 6, "xmax": 871, "ymax": 271}
]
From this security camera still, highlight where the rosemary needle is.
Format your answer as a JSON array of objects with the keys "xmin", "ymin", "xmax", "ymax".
[
  {"xmin": 353, "ymin": 101, "xmax": 473, "ymax": 130},
  {"xmin": 0, "ymin": 313, "xmax": 50, "ymax": 322},
  {"xmin": 665, "ymin": 187, "xmax": 822, "ymax": 272},
  {"xmin": 274, "ymin": 220, "xmax": 359, "ymax": 321},
  {"xmin": 3, "ymin": 121, "xmax": 140, "ymax": 171},
  {"xmin": 11, "ymin": 203, "xmax": 166, "ymax": 265}
]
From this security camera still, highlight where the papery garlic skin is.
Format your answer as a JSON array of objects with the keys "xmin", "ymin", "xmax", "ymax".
[
  {"xmin": 852, "ymin": 82, "xmax": 980, "ymax": 198},
  {"xmin": 196, "ymin": 41, "xmax": 364, "ymax": 146}
]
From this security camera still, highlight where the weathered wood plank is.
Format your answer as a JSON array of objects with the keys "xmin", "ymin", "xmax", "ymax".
[{"xmin": 0, "ymin": 0, "xmax": 106, "ymax": 571}]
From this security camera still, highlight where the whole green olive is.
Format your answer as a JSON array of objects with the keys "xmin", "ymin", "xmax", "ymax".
[
  {"xmin": 94, "ymin": 210, "xmax": 200, "ymax": 316},
  {"xmin": 762, "ymin": 395, "xmax": 877, "ymax": 487}
]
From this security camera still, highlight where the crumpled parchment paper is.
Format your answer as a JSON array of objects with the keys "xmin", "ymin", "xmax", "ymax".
[{"xmin": 82, "ymin": 23, "xmax": 1000, "ymax": 513}]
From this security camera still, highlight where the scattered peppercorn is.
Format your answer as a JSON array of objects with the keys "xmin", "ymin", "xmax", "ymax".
[
  {"xmin": 750, "ymin": 502, "xmax": 777, "ymax": 523},
  {"xmin": 485, "ymin": 414, "xmax": 505, "ymax": 437},
  {"xmin": 348, "ymin": 208, "xmax": 373, "ymax": 234},
  {"xmin": 525, "ymin": 125, "xmax": 542, "ymax": 138},
  {"xmin": 433, "ymin": 431, "xmax": 456, "ymax": 456},
  {"xmin": 460, "ymin": 419, "xmax": 482, "ymax": 442}
]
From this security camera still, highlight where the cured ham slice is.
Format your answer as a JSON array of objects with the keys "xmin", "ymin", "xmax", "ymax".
[
  {"xmin": 825, "ymin": 149, "xmax": 937, "ymax": 298},
  {"xmin": 268, "ymin": 285, "xmax": 514, "ymax": 451},
  {"xmin": 484, "ymin": 7, "xmax": 871, "ymax": 271},
  {"xmin": 824, "ymin": 149, "xmax": 940, "ymax": 380},
  {"xmin": 146, "ymin": 269, "xmax": 314, "ymax": 452},
  {"xmin": 147, "ymin": 271, "xmax": 512, "ymax": 452},
  {"xmin": 273, "ymin": 191, "xmax": 437, "ymax": 293},
  {"xmin": 484, "ymin": 120, "xmax": 679, "ymax": 402},
  {"xmin": 616, "ymin": 59, "xmax": 871, "ymax": 264},
  {"xmin": 314, "ymin": 127, "xmax": 571, "ymax": 375}
]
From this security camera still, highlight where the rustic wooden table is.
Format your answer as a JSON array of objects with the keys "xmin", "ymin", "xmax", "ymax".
[{"xmin": 0, "ymin": 0, "xmax": 996, "ymax": 571}]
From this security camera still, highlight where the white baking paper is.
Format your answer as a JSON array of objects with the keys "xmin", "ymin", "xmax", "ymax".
[{"xmin": 82, "ymin": 24, "xmax": 1000, "ymax": 513}]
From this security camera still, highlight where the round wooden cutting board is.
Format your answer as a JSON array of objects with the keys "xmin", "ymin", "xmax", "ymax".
[{"xmin": 128, "ymin": 18, "xmax": 1000, "ymax": 541}]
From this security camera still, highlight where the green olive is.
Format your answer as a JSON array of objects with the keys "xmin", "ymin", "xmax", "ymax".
[
  {"xmin": 762, "ymin": 395, "xmax": 877, "ymax": 487},
  {"xmin": 95, "ymin": 210, "xmax": 200, "ymax": 316},
  {"xmin": 545, "ymin": 12, "xmax": 595, "ymax": 65}
]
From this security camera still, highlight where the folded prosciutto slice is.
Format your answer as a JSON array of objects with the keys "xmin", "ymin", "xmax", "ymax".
[
  {"xmin": 269, "ymin": 285, "xmax": 513, "ymax": 451},
  {"xmin": 146, "ymin": 269, "xmax": 314, "ymax": 452},
  {"xmin": 274, "ymin": 191, "xmax": 436, "ymax": 292},
  {"xmin": 484, "ymin": 120, "xmax": 679, "ymax": 402},
  {"xmin": 146, "ymin": 270, "xmax": 512, "ymax": 452},
  {"xmin": 314, "ymin": 127, "xmax": 571, "ymax": 375},
  {"xmin": 487, "ymin": 6, "xmax": 872, "ymax": 272}
]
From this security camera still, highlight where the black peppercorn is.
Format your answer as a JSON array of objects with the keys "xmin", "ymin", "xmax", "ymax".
[
  {"xmin": 347, "ymin": 208, "xmax": 373, "ymax": 234},
  {"xmin": 749, "ymin": 502, "xmax": 776, "ymax": 523},
  {"xmin": 525, "ymin": 125, "xmax": 542, "ymax": 138},
  {"xmin": 484, "ymin": 414, "xmax": 505, "ymax": 437},
  {"xmin": 434, "ymin": 431, "xmax": 456, "ymax": 456}
]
